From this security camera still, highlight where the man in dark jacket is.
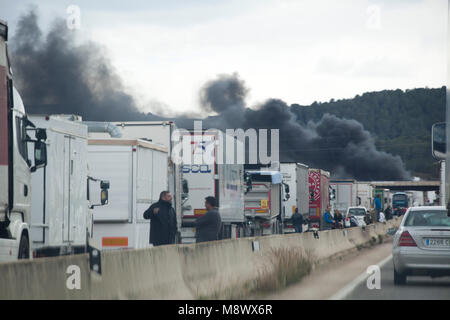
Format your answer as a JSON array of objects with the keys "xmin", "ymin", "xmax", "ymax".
[
  {"xmin": 292, "ymin": 208, "xmax": 303, "ymax": 233},
  {"xmin": 195, "ymin": 196, "xmax": 222, "ymax": 243},
  {"xmin": 143, "ymin": 191, "xmax": 177, "ymax": 246}
]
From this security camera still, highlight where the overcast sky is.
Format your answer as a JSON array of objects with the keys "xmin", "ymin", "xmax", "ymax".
[{"xmin": 1, "ymin": 0, "xmax": 448, "ymax": 115}]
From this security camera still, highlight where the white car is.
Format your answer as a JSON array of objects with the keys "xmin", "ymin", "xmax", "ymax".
[
  {"xmin": 345, "ymin": 207, "xmax": 368, "ymax": 228},
  {"xmin": 392, "ymin": 206, "xmax": 450, "ymax": 285}
]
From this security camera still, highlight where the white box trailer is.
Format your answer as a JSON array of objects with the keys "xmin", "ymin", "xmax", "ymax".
[
  {"xmin": 180, "ymin": 130, "xmax": 245, "ymax": 243},
  {"xmin": 87, "ymin": 139, "xmax": 168, "ymax": 250},
  {"xmin": 28, "ymin": 115, "xmax": 89, "ymax": 256},
  {"xmin": 356, "ymin": 182, "xmax": 374, "ymax": 210},
  {"xmin": 87, "ymin": 121, "xmax": 185, "ymax": 234},
  {"xmin": 280, "ymin": 163, "xmax": 309, "ymax": 233},
  {"xmin": 330, "ymin": 179, "xmax": 357, "ymax": 214}
]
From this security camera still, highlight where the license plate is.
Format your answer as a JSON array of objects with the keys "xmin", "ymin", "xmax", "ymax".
[{"xmin": 425, "ymin": 238, "xmax": 450, "ymax": 248}]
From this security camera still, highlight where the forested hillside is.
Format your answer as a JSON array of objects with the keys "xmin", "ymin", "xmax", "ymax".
[{"xmin": 290, "ymin": 87, "xmax": 445, "ymax": 179}]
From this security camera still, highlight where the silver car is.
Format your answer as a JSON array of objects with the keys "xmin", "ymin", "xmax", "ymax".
[{"xmin": 392, "ymin": 206, "xmax": 450, "ymax": 285}]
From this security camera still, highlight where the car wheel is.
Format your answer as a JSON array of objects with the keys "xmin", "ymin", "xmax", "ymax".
[{"xmin": 394, "ymin": 268, "xmax": 406, "ymax": 285}]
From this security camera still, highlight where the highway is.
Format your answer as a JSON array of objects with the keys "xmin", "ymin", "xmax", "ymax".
[
  {"xmin": 343, "ymin": 256, "xmax": 450, "ymax": 300},
  {"xmin": 265, "ymin": 240, "xmax": 450, "ymax": 300}
]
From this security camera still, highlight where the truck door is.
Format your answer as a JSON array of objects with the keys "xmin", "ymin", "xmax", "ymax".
[
  {"xmin": 68, "ymin": 136, "xmax": 87, "ymax": 244},
  {"xmin": 62, "ymin": 136, "xmax": 71, "ymax": 243},
  {"xmin": 0, "ymin": 31, "xmax": 10, "ymax": 220}
]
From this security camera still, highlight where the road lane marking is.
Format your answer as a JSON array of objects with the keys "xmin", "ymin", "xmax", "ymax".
[{"xmin": 328, "ymin": 254, "xmax": 392, "ymax": 300}]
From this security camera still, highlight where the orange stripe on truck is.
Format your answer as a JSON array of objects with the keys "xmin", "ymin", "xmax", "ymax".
[{"xmin": 102, "ymin": 237, "xmax": 128, "ymax": 247}]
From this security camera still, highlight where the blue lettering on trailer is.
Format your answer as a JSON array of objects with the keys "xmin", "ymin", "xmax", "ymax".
[{"xmin": 182, "ymin": 165, "xmax": 211, "ymax": 173}]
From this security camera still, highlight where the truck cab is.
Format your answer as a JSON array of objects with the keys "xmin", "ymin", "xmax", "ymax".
[
  {"xmin": 0, "ymin": 19, "xmax": 47, "ymax": 262},
  {"xmin": 244, "ymin": 170, "xmax": 289, "ymax": 236}
]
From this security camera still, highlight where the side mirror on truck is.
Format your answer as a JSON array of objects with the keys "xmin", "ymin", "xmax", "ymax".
[
  {"xmin": 182, "ymin": 178, "xmax": 189, "ymax": 194},
  {"xmin": 88, "ymin": 177, "xmax": 110, "ymax": 208},
  {"xmin": 431, "ymin": 122, "xmax": 446, "ymax": 160},
  {"xmin": 100, "ymin": 180, "xmax": 110, "ymax": 206},
  {"xmin": 31, "ymin": 140, "xmax": 47, "ymax": 172},
  {"xmin": 283, "ymin": 183, "xmax": 290, "ymax": 201},
  {"xmin": 244, "ymin": 172, "xmax": 252, "ymax": 194},
  {"xmin": 181, "ymin": 179, "xmax": 189, "ymax": 202}
]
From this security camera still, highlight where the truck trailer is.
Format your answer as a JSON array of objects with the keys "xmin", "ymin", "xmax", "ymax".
[
  {"xmin": 87, "ymin": 138, "xmax": 168, "ymax": 250},
  {"xmin": 280, "ymin": 162, "xmax": 309, "ymax": 233},
  {"xmin": 28, "ymin": 115, "xmax": 109, "ymax": 257},
  {"xmin": 308, "ymin": 168, "xmax": 330, "ymax": 230},
  {"xmin": 180, "ymin": 130, "xmax": 245, "ymax": 243},
  {"xmin": 87, "ymin": 121, "xmax": 187, "ymax": 236},
  {"xmin": 330, "ymin": 179, "xmax": 357, "ymax": 214},
  {"xmin": 356, "ymin": 182, "xmax": 374, "ymax": 210}
]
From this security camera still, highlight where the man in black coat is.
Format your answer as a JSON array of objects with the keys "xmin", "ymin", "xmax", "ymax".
[
  {"xmin": 143, "ymin": 191, "xmax": 177, "ymax": 246},
  {"xmin": 195, "ymin": 196, "xmax": 222, "ymax": 243},
  {"xmin": 292, "ymin": 208, "xmax": 303, "ymax": 233}
]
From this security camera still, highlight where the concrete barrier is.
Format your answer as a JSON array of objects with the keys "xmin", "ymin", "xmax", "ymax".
[{"xmin": 0, "ymin": 217, "xmax": 402, "ymax": 299}]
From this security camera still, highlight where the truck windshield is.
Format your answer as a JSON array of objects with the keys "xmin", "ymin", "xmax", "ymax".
[
  {"xmin": 393, "ymin": 194, "xmax": 407, "ymax": 202},
  {"xmin": 404, "ymin": 210, "xmax": 450, "ymax": 227},
  {"xmin": 348, "ymin": 208, "xmax": 366, "ymax": 216}
]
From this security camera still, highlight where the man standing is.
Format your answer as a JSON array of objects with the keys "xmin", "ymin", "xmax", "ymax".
[
  {"xmin": 374, "ymin": 195, "xmax": 382, "ymax": 222},
  {"xmin": 292, "ymin": 208, "xmax": 303, "ymax": 233},
  {"xmin": 143, "ymin": 191, "xmax": 177, "ymax": 246},
  {"xmin": 323, "ymin": 205, "xmax": 334, "ymax": 230},
  {"xmin": 195, "ymin": 196, "xmax": 222, "ymax": 243}
]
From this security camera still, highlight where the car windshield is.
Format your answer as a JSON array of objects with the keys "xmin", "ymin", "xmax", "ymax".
[
  {"xmin": 349, "ymin": 208, "xmax": 366, "ymax": 216},
  {"xmin": 404, "ymin": 210, "xmax": 450, "ymax": 227}
]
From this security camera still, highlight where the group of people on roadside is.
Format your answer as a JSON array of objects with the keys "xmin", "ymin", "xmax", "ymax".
[
  {"xmin": 143, "ymin": 192, "xmax": 393, "ymax": 245},
  {"xmin": 323, "ymin": 205, "xmax": 344, "ymax": 230},
  {"xmin": 143, "ymin": 191, "xmax": 222, "ymax": 246},
  {"xmin": 322, "ymin": 194, "xmax": 389, "ymax": 230}
]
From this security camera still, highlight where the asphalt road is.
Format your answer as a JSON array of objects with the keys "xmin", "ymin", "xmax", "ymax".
[{"xmin": 344, "ymin": 257, "xmax": 450, "ymax": 300}]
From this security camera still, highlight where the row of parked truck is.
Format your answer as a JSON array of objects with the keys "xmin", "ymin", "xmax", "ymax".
[{"xmin": 0, "ymin": 19, "xmax": 415, "ymax": 262}]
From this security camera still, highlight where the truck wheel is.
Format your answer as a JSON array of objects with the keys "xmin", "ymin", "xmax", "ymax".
[{"xmin": 18, "ymin": 234, "xmax": 30, "ymax": 260}]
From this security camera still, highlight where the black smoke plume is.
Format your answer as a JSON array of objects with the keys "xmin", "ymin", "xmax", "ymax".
[
  {"xmin": 199, "ymin": 74, "xmax": 411, "ymax": 181},
  {"xmin": 11, "ymin": 10, "xmax": 410, "ymax": 180},
  {"xmin": 11, "ymin": 10, "xmax": 152, "ymax": 121}
]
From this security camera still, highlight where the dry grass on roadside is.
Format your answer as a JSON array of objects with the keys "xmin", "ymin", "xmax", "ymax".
[{"xmin": 254, "ymin": 247, "xmax": 314, "ymax": 293}]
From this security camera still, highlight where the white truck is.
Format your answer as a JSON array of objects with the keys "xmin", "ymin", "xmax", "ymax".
[
  {"xmin": 330, "ymin": 179, "xmax": 357, "ymax": 214},
  {"xmin": 87, "ymin": 121, "xmax": 187, "ymax": 236},
  {"xmin": 28, "ymin": 115, "xmax": 109, "ymax": 257},
  {"xmin": 87, "ymin": 138, "xmax": 168, "ymax": 250},
  {"xmin": 180, "ymin": 130, "xmax": 245, "ymax": 243},
  {"xmin": 244, "ymin": 169, "xmax": 289, "ymax": 236},
  {"xmin": 0, "ymin": 20, "xmax": 48, "ymax": 262},
  {"xmin": 355, "ymin": 182, "xmax": 374, "ymax": 210},
  {"xmin": 280, "ymin": 162, "xmax": 309, "ymax": 233}
]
